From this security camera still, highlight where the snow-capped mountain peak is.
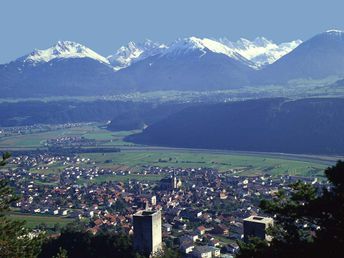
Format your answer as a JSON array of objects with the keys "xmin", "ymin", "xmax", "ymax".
[
  {"xmin": 166, "ymin": 36, "xmax": 243, "ymax": 59},
  {"xmin": 108, "ymin": 41, "xmax": 143, "ymax": 68},
  {"xmin": 20, "ymin": 41, "xmax": 109, "ymax": 65},
  {"xmin": 108, "ymin": 39, "xmax": 167, "ymax": 71},
  {"xmin": 219, "ymin": 37, "xmax": 302, "ymax": 68},
  {"xmin": 319, "ymin": 29, "xmax": 344, "ymax": 40},
  {"xmin": 11, "ymin": 36, "xmax": 304, "ymax": 72},
  {"xmin": 325, "ymin": 29, "xmax": 344, "ymax": 34},
  {"xmin": 252, "ymin": 37, "xmax": 273, "ymax": 47},
  {"xmin": 161, "ymin": 36, "xmax": 257, "ymax": 68}
]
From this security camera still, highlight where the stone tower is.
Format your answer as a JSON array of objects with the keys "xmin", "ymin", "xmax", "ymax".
[
  {"xmin": 243, "ymin": 215, "xmax": 274, "ymax": 242},
  {"xmin": 133, "ymin": 210, "xmax": 162, "ymax": 256}
]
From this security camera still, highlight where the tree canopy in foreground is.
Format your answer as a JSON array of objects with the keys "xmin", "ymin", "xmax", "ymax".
[
  {"xmin": 0, "ymin": 152, "xmax": 44, "ymax": 258},
  {"xmin": 237, "ymin": 160, "xmax": 344, "ymax": 258}
]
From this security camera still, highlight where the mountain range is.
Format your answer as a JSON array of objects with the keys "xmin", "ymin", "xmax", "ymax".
[
  {"xmin": 107, "ymin": 36, "xmax": 301, "ymax": 71},
  {"xmin": 1, "ymin": 30, "xmax": 344, "ymax": 97}
]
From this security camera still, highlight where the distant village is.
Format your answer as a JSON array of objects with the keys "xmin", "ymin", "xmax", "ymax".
[
  {"xmin": 0, "ymin": 151, "xmax": 324, "ymax": 258},
  {"xmin": 0, "ymin": 123, "xmax": 88, "ymax": 137}
]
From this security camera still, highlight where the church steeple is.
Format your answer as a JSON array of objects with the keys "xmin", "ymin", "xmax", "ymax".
[{"xmin": 172, "ymin": 171, "xmax": 177, "ymax": 189}]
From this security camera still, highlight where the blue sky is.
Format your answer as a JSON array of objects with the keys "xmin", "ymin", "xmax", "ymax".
[{"xmin": 0, "ymin": 0, "xmax": 343, "ymax": 64}]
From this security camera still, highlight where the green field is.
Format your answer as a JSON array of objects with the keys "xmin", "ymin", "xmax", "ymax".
[
  {"xmin": 80, "ymin": 151, "xmax": 329, "ymax": 177},
  {"xmin": 0, "ymin": 123, "xmax": 334, "ymax": 177},
  {"xmin": 77, "ymin": 173, "xmax": 164, "ymax": 184},
  {"xmin": 7, "ymin": 212, "xmax": 74, "ymax": 229},
  {"xmin": 30, "ymin": 162, "xmax": 68, "ymax": 175},
  {"xmin": 0, "ymin": 124, "xmax": 139, "ymax": 149},
  {"xmin": 0, "ymin": 123, "xmax": 337, "ymax": 230}
]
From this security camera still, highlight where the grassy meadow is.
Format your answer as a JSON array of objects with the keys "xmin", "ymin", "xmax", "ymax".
[
  {"xmin": 0, "ymin": 123, "xmax": 333, "ymax": 179},
  {"xmin": 0, "ymin": 124, "xmax": 138, "ymax": 149},
  {"xmin": 80, "ymin": 151, "xmax": 328, "ymax": 177},
  {"xmin": 0, "ymin": 122, "xmax": 336, "ymax": 227},
  {"xmin": 7, "ymin": 212, "xmax": 74, "ymax": 229}
]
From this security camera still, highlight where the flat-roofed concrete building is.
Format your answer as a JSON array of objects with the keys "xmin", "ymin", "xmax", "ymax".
[
  {"xmin": 133, "ymin": 210, "xmax": 162, "ymax": 256},
  {"xmin": 243, "ymin": 215, "xmax": 274, "ymax": 242}
]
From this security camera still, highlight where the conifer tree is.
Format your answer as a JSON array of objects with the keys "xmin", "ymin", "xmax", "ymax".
[
  {"xmin": 237, "ymin": 161, "xmax": 344, "ymax": 258},
  {"xmin": 0, "ymin": 152, "xmax": 44, "ymax": 258}
]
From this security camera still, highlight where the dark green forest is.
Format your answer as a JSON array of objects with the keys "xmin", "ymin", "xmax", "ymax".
[{"xmin": 128, "ymin": 98, "xmax": 344, "ymax": 154}]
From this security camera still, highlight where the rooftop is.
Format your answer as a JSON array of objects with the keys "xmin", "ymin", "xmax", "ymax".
[
  {"xmin": 243, "ymin": 215, "xmax": 273, "ymax": 224},
  {"xmin": 134, "ymin": 210, "xmax": 160, "ymax": 217}
]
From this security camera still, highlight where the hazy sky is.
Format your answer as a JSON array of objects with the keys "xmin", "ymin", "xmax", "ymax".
[{"xmin": 1, "ymin": 0, "xmax": 343, "ymax": 64}]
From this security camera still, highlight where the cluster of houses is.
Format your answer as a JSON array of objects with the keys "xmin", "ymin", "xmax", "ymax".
[
  {"xmin": 10, "ymin": 153, "xmax": 90, "ymax": 169},
  {"xmin": 0, "ymin": 123, "xmax": 87, "ymax": 137},
  {"xmin": 46, "ymin": 136, "xmax": 97, "ymax": 147},
  {"xmin": 1, "ymin": 152, "xmax": 324, "ymax": 257}
]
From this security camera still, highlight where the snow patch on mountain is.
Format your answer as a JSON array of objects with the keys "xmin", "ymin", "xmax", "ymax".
[
  {"xmin": 326, "ymin": 29, "xmax": 344, "ymax": 34},
  {"xmin": 108, "ymin": 40, "xmax": 167, "ymax": 71},
  {"xmin": 219, "ymin": 37, "xmax": 302, "ymax": 68},
  {"xmin": 19, "ymin": 41, "xmax": 109, "ymax": 65},
  {"xmin": 162, "ymin": 37, "xmax": 255, "ymax": 68},
  {"xmin": 165, "ymin": 37, "xmax": 244, "ymax": 59},
  {"xmin": 320, "ymin": 29, "xmax": 344, "ymax": 40}
]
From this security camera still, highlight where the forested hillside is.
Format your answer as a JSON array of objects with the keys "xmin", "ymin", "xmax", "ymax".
[{"xmin": 128, "ymin": 98, "xmax": 344, "ymax": 154}]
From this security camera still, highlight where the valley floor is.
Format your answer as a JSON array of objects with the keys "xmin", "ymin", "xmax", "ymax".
[{"xmin": 0, "ymin": 122, "xmax": 338, "ymax": 228}]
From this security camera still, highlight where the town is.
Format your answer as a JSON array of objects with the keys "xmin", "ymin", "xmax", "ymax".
[{"xmin": 1, "ymin": 151, "xmax": 324, "ymax": 257}]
